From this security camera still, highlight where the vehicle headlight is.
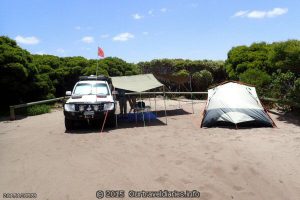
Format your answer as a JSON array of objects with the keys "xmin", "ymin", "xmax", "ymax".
[
  {"xmin": 64, "ymin": 104, "xmax": 75, "ymax": 112},
  {"xmin": 79, "ymin": 105, "xmax": 85, "ymax": 112},
  {"xmin": 103, "ymin": 102, "xmax": 114, "ymax": 111},
  {"xmin": 93, "ymin": 105, "xmax": 99, "ymax": 111}
]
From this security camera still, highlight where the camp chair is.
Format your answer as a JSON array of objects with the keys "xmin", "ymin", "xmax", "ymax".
[{"xmin": 133, "ymin": 101, "xmax": 152, "ymax": 124}]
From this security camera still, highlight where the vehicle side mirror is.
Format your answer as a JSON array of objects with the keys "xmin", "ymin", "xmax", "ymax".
[
  {"xmin": 65, "ymin": 91, "xmax": 72, "ymax": 96},
  {"xmin": 112, "ymin": 90, "xmax": 119, "ymax": 95}
]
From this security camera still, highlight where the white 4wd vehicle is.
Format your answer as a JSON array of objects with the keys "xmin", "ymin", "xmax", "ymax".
[{"xmin": 64, "ymin": 75, "xmax": 116, "ymax": 130}]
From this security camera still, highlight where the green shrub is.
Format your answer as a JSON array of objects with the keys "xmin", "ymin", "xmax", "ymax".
[
  {"xmin": 175, "ymin": 69, "xmax": 189, "ymax": 77},
  {"xmin": 270, "ymin": 71, "xmax": 296, "ymax": 100},
  {"xmin": 27, "ymin": 104, "xmax": 51, "ymax": 116}
]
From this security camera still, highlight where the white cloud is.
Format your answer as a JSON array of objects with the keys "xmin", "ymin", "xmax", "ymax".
[
  {"xmin": 81, "ymin": 36, "xmax": 94, "ymax": 43},
  {"xmin": 160, "ymin": 8, "xmax": 167, "ymax": 13},
  {"xmin": 142, "ymin": 31, "xmax": 149, "ymax": 35},
  {"xmin": 233, "ymin": 10, "xmax": 249, "ymax": 17},
  {"xmin": 247, "ymin": 11, "xmax": 266, "ymax": 18},
  {"xmin": 132, "ymin": 13, "xmax": 143, "ymax": 20},
  {"xmin": 113, "ymin": 32, "xmax": 134, "ymax": 42},
  {"xmin": 267, "ymin": 8, "xmax": 288, "ymax": 17},
  {"xmin": 233, "ymin": 7, "xmax": 288, "ymax": 19},
  {"xmin": 15, "ymin": 35, "xmax": 40, "ymax": 45},
  {"xmin": 100, "ymin": 34, "xmax": 110, "ymax": 38}
]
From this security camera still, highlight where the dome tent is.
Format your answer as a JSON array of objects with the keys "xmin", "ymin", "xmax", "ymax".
[{"xmin": 201, "ymin": 81, "xmax": 276, "ymax": 128}]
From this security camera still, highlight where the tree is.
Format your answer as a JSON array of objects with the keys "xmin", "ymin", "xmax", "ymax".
[
  {"xmin": 192, "ymin": 70, "xmax": 213, "ymax": 91},
  {"xmin": 268, "ymin": 40, "xmax": 300, "ymax": 74},
  {"xmin": 0, "ymin": 36, "xmax": 32, "ymax": 109}
]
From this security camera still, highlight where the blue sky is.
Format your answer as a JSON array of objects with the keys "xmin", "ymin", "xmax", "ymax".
[{"xmin": 1, "ymin": 0, "xmax": 300, "ymax": 63}]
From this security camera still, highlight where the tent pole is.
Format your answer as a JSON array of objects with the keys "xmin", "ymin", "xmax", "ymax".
[{"xmin": 163, "ymin": 86, "xmax": 168, "ymax": 125}]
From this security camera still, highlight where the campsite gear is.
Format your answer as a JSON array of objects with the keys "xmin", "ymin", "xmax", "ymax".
[
  {"xmin": 111, "ymin": 74, "xmax": 167, "ymax": 125},
  {"xmin": 136, "ymin": 101, "xmax": 145, "ymax": 109},
  {"xmin": 201, "ymin": 81, "xmax": 275, "ymax": 128}
]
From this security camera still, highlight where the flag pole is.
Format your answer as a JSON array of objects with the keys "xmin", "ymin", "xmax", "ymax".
[
  {"xmin": 96, "ymin": 58, "xmax": 99, "ymax": 77},
  {"xmin": 96, "ymin": 46, "xmax": 99, "ymax": 78}
]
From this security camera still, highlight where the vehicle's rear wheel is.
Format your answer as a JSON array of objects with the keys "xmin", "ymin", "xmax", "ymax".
[{"xmin": 65, "ymin": 118, "xmax": 74, "ymax": 131}]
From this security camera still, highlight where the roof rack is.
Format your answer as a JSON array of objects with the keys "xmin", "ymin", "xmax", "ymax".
[{"xmin": 79, "ymin": 75, "xmax": 111, "ymax": 82}]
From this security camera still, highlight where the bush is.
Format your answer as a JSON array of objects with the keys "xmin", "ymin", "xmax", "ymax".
[
  {"xmin": 270, "ymin": 71, "xmax": 296, "ymax": 100},
  {"xmin": 292, "ymin": 78, "xmax": 300, "ymax": 102},
  {"xmin": 27, "ymin": 104, "xmax": 51, "ymax": 116}
]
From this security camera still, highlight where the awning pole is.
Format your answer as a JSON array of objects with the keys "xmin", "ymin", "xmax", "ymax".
[
  {"xmin": 140, "ymin": 92, "xmax": 145, "ymax": 127},
  {"xmin": 154, "ymin": 94, "xmax": 157, "ymax": 116},
  {"xmin": 112, "ymin": 86, "xmax": 118, "ymax": 128},
  {"xmin": 163, "ymin": 86, "xmax": 168, "ymax": 125},
  {"xmin": 148, "ymin": 95, "xmax": 151, "ymax": 123},
  {"xmin": 115, "ymin": 102, "xmax": 118, "ymax": 128}
]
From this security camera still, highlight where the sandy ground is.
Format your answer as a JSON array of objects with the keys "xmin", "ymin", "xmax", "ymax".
[{"xmin": 0, "ymin": 98, "xmax": 300, "ymax": 200}]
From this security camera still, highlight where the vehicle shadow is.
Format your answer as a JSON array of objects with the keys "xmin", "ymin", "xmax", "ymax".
[
  {"xmin": 65, "ymin": 121, "xmax": 112, "ymax": 134},
  {"xmin": 65, "ymin": 108, "xmax": 193, "ymax": 133}
]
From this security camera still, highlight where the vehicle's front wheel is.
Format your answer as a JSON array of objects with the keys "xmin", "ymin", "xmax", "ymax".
[
  {"xmin": 65, "ymin": 118, "xmax": 74, "ymax": 131},
  {"xmin": 106, "ymin": 114, "xmax": 116, "ymax": 128}
]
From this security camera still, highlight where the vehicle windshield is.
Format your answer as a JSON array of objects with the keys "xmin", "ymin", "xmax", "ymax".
[{"xmin": 73, "ymin": 83, "xmax": 109, "ymax": 95}]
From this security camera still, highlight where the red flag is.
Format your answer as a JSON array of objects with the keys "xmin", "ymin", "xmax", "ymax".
[{"xmin": 98, "ymin": 47, "xmax": 104, "ymax": 57}]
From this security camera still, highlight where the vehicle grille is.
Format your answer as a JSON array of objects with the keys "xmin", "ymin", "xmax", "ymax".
[{"xmin": 75, "ymin": 104, "xmax": 104, "ymax": 112}]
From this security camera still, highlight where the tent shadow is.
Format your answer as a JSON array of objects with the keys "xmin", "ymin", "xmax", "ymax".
[
  {"xmin": 201, "ymin": 120, "xmax": 274, "ymax": 129},
  {"xmin": 269, "ymin": 110, "xmax": 300, "ymax": 126},
  {"xmin": 202, "ymin": 125, "xmax": 273, "ymax": 130}
]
